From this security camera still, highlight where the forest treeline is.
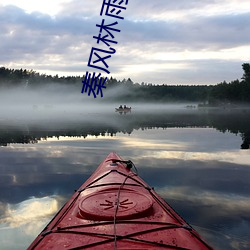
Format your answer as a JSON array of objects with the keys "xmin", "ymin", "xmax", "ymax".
[{"xmin": 0, "ymin": 63, "xmax": 249, "ymax": 104}]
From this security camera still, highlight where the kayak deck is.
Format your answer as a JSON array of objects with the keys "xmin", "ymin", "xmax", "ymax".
[{"xmin": 28, "ymin": 152, "xmax": 213, "ymax": 249}]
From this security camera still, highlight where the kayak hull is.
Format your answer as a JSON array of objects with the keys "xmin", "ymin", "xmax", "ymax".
[{"xmin": 28, "ymin": 152, "xmax": 213, "ymax": 249}]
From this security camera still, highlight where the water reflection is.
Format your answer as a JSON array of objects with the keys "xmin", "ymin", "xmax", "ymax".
[
  {"xmin": 0, "ymin": 109, "xmax": 250, "ymax": 249},
  {"xmin": 1, "ymin": 196, "xmax": 59, "ymax": 228},
  {"xmin": 0, "ymin": 196, "xmax": 62, "ymax": 250},
  {"xmin": 0, "ymin": 107, "xmax": 250, "ymax": 149}
]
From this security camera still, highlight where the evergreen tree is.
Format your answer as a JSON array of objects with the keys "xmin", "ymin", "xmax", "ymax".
[{"xmin": 242, "ymin": 63, "xmax": 250, "ymax": 83}]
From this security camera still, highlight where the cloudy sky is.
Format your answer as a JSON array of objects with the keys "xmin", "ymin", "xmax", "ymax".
[{"xmin": 0, "ymin": 0, "xmax": 250, "ymax": 85}]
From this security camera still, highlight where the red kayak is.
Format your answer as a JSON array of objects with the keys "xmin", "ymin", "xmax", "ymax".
[{"xmin": 28, "ymin": 152, "xmax": 213, "ymax": 249}]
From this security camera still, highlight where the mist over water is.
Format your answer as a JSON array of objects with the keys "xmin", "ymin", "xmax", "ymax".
[
  {"xmin": 0, "ymin": 84, "xmax": 198, "ymax": 125},
  {"xmin": 0, "ymin": 85, "xmax": 108, "ymax": 120}
]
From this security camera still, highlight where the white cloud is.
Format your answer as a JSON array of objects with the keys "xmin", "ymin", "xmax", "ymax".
[{"xmin": 0, "ymin": 0, "xmax": 68, "ymax": 16}]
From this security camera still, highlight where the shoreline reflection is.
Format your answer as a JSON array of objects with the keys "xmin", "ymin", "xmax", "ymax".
[{"xmin": 0, "ymin": 107, "xmax": 250, "ymax": 149}]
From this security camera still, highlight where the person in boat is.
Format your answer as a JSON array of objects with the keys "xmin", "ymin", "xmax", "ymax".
[
  {"xmin": 119, "ymin": 105, "xmax": 123, "ymax": 109},
  {"xmin": 124, "ymin": 105, "xmax": 127, "ymax": 109}
]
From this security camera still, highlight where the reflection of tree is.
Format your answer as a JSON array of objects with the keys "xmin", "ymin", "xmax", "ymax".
[
  {"xmin": 0, "ymin": 109, "xmax": 250, "ymax": 149},
  {"xmin": 241, "ymin": 133, "xmax": 250, "ymax": 149},
  {"xmin": 203, "ymin": 109, "xmax": 250, "ymax": 150},
  {"xmin": 0, "ymin": 131, "xmax": 38, "ymax": 146}
]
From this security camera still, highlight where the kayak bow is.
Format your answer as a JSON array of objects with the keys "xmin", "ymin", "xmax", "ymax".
[{"xmin": 28, "ymin": 152, "xmax": 213, "ymax": 249}]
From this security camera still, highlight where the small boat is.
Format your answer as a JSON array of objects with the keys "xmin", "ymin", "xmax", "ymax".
[
  {"xmin": 115, "ymin": 107, "xmax": 132, "ymax": 113},
  {"xmin": 28, "ymin": 152, "xmax": 213, "ymax": 249}
]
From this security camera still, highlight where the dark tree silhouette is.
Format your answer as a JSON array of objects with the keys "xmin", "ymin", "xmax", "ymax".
[{"xmin": 242, "ymin": 63, "xmax": 250, "ymax": 82}]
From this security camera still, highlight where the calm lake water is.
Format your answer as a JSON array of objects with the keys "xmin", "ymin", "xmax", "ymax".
[{"xmin": 0, "ymin": 104, "xmax": 250, "ymax": 249}]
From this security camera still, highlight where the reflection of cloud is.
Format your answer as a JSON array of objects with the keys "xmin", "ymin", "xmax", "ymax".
[
  {"xmin": 0, "ymin": 196, "xmax": 62, "ymax": 249},
  {"xmin": 0, "ymin": 196, "xmax": 59, "ymax": 232},
  {"xmin": 0, "ymin": 202, "xmax": 7, "ymax": 218},
  {"xmin": 157, "ymin": 186, "xmax": 250, "ymax": 216},
  {"xmin": 157, "ymin": 185, "xmax": 250, "ymax": 249},
  {"xmin": 121, "ymin": 139, "xmax": 185, "ymax": 150},
  {"xmin": 154, "ymin": 150, "xmax": 250, "ymax": 166}
]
